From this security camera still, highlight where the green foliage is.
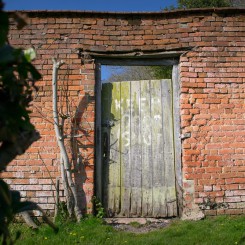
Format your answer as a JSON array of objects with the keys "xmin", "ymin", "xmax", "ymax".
[
  {"xmin": 8, "ymin": 216, "xmax": 245, "ymax": 245},
  {"xmin": 0, "ymin": 44, "xmax": 41, "ymax": 168},
  {"xmin": 92, "ymin": 196, "xmax": 105, "ymax": 219},
  {"xmin": 0, "ymin": 8, "xmax": 41, "ymax": 168},
  {"xmin": 129, "ymin": 221, "xmax": 142, "ymax": 228},
  {"xmin": 104, "ymin": 65, "xmax": 172, "ymax": 83},
  {"xmin": 178, "ymin": 0, "xmax": 231, "ymax": 8},
  {"xmin": 0, "ymin": 1, "xmax": 43, "ymax": 243},
  {"xmin": 0, "ymin": 179, "xmax": 44, "ymax": 244},
  {"xmin": 198, "ymin": 196, "xmax": 229, "ymax": 210},
  {"xmin": 54, "ymin": 202, "xmax": 72, "ymax": 224},
  {"xmin": 163, "ymin": 0, "xmax": 232, "ymax": 10},
  {"xmin": 23, "ymin": 48, "xmax": 37, "ymax": 63},
  {"xmin": 0, "ymin": 2, "xmax": 8, "ymax": 47},
  {"xmin": 0, "ymin": 1, "xmax": 41, "ymax": 165},
  {"xmin": 151, "ymin": 66, "xmax": 172, "ymax": 79}
]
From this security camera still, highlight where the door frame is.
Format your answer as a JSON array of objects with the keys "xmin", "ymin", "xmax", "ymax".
[{"xmin": 94, "ymin": 56, "xmax": 182, "ymax": 216}]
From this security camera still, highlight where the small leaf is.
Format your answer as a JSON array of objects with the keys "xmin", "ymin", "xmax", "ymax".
[{"xmin": 24, "ymin": 48, "xmax": 36, "ymax": 62}]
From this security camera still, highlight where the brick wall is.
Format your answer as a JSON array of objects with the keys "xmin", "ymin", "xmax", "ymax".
[{"xmin": 2, "ymin": 8, "xmax": 245, "ymax": 218}]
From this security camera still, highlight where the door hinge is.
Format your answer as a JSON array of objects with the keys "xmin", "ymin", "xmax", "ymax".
[{"xmin": 181, "ymin": 133, "xmax": 191, "ymax": 140}]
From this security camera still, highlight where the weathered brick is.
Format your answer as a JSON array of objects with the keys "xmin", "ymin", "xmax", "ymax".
[{"xmin": 4, "ymin": 9, "xmax": 245, "ymax": 219}]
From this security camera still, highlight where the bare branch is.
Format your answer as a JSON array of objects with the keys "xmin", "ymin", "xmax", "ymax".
[{"xmin": 52, "ymin": 58, "xmax": 82, "ymax": 221}]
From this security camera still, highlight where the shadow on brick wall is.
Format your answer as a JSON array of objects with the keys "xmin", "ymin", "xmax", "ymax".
[{"xmin": 71, "ymin": 92, "xmax": 94, "ymax": 214}]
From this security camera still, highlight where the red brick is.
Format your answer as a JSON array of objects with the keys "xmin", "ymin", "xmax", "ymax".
[{"xmin": 5, "ymin": 10, "xmax": 245, "ymax": 218}]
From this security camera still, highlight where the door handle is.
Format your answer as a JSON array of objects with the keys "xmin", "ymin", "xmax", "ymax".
[{"xmin": 102, "ymin": 132, "xmax": 109, "ymax": 159}]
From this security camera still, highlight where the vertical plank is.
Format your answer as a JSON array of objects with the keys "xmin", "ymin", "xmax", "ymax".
[
  {"xmin": 161, "ymin": 79, "xmax": 177, "ymax": 217},
  {"xmin": 120, "ymin": 81, "xmax": 131, "ymax": 216},
  {"xmin": 172, "ymin": 64, "xmax": 182, "ymax": 216},
  {"xmin": 172, "ymin": 65, "xmax": 181, "ymax": 184},
  {"xmin": 95, "ymin": 63, "xmax": 102, "ymax": 201},
  {"xmin": 101, "ymin": 83, "xmax": 112, "ymax": 209},
  {"xmin": 141, "ymin": 80, "xmax": 153, "ymax": 217},
  {"xmin": 102, "ymin": 78, "xmax": 178, "ymax": 218},
  {"xmin": 108, "ymin": 82, "xmax": 121, "ymax": 215},
  {"xmin": 130, "ymin": 80, "xmax": 142, "ymax": 216},
  {"xmin": 151, "ymin": 80, "xmax": 166, "ymax": 217}
]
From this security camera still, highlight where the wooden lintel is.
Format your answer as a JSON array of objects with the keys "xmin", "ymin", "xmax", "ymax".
[{"xmin": 79, "ymin": 47, "xmax": 193, "ymax": 65}]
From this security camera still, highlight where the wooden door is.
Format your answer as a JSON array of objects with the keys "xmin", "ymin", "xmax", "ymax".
[{"xmin": 101, "ymin": 79, "xmax": 177, "ymax": 217}]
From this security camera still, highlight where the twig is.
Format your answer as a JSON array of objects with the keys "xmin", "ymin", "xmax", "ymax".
[
  {"xmin": 54, "ymin": 177, "xmax": 60, "ymax": 221},
  {"xmin": 37, "ymin": 151, "xmax": 56, "ymax": 191}
]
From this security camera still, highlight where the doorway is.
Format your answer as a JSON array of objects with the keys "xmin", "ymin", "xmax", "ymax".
[{"xmin": 95, "ymin": 58, "xmax": 181, "ymax": 218}]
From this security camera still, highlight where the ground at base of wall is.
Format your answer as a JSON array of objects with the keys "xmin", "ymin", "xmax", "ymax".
[
  {"xmin": 104, "ymin": 218, "xmax": 173, "ymax": 233},
  {"xmin": 9, "ymin": 215, "xmax": 245, "ymax": 244}
]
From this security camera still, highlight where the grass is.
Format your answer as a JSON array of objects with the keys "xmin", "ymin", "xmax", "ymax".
[
  {"xmin": 129, "ymin": 221, "xmax": 142, "ymax": 228},
  {"xmin": 9, "ymin": 215, "xmax": 245, "ymax": 245}
]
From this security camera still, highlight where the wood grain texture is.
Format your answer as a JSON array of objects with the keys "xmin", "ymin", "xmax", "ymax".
[
  {"xmin": 172, "ymin": 64, "xmax": 182, "ymax": 185},
  {"xmin": 172, "ymin": 64, "xmax": 182, "ymax": 216},
  {"xmin": 161, "ymin": 79, "xmax": 177, "ymax": 217},
  {"xmin": 120, "ymin": 81, "xmax": 131, "ymax": 217},
  {"xmin": 130, "ymin": 80, "xmax": 142, "ymax": 216},
  {"xmin": 102, "ymin": 79, "xmax": 177, "ymax": 217},
  {"xmin": 101, "ymin": 83, "xmax": 111, "ymax": 210},
  {"xmin": 151, "ymin": 80, "xmax": 165, "ymax": 217},
  {"xmin": 95, "ymin": 64, "xmax": 102, "ymax": 201},
  {"xmin": 141, "ymin": 80, "xmax": 153, "ymax": 217},
  {"xmin": 109, "ymin": 82, "xmax": 121, "ymax": 215}
]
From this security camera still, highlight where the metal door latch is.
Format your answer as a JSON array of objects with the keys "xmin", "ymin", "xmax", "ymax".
[{"xmin": 102, "ymin": 119, "xmax": 115, "ymax": 128}]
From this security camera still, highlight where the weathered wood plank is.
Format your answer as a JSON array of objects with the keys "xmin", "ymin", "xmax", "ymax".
[
  {"xmin": 102, "ymin": 77, "xmax": 178, "ymax": 218},
  {"xmin": 141, "ymin": 80, "xmax": 153, "ymax": 217},
  {"xmin": 96, "ymin": 58, "xmax": 179, "ymax": 66},
  {"xmin": 161, "ymin": 79, "xmax": 177, "ymax": 217},
  {"xmin": 172, "ymin": 64, "xmax": 182, "ymax": 216},
  {"xmin": 151, "ymin": 80, "xmax": 166, "ymax": 217},
  {"xmin": 108, "ymin": 82, "xmax": 121, "ymax": 215},
  {"xmin": 101, "ymin": 83, "xmax": 112, "ymax": 210},
  {"xmin": 130, "ymin": 80, "xmax": 142, "ymax": 216},
  {"xmin": 120, "ymin": 81, "xmax": 131, "ymax": 216},
  {"xmin": 95, "ymin": 63, "xmax": 102, "ymax": 201}
]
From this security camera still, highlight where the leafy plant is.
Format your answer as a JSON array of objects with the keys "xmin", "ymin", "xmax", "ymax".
[
  {"xmin": 0, "ymin": 46, "xmax": 41, "ymax": 165},
  {"xmin": 178, "ymin": 0, "xmax": 231, "ymax": 8},
  {"xmin": 54, "ymin": 201, "xmax": 71, "ymax": 224},
  {"xmin": 103, "ymin": 65, "xmax": 172, "ymax": 84},
  {"xmin": 163, "ymin": 0, "xmax": 232, "ymax": 10},
  {"xmin": 198, "ymin": 196, "xmax": 229, "ymax": 210},
  {"xmin": 0, "ymin": 1, "xmax": 58, "ymax": 243},
  {"xmin": 0, "ymin": 179, "xmax": 59, "ymax": 244},
  {"xmin": 92, "ymin": 196, "xmax": 105, "ymax": 219}
]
